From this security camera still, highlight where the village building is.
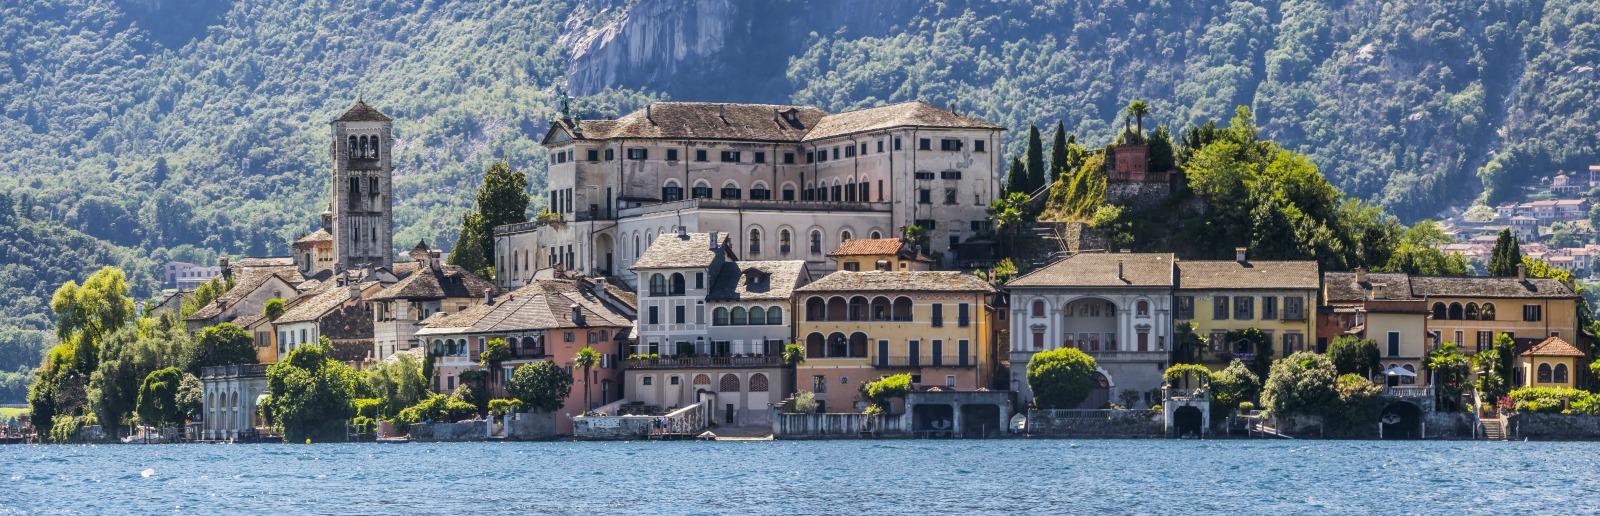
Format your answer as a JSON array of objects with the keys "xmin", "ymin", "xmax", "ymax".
[
  {"xmin": 272, "ymin": 279, "xmax": 386, "ymax": 365},
  {"xmin": 1519, "ymin": 336, "xmax": 1584, "ymax": 389},
  {"xmin": 330, "ymin": 101, "xmax": 396, "ymax": 271},
  {"xmin": 493, "ymin": 100, "xmax": 1005, "ymax": 292},
  {"xmin": 165, "ymin": 261, "xmax": 222, "ymax": 290},
  {"xmin": 1319, "ymin": 270, "xmax": 1431, "ymax": 384},
  {"xmin": 826, "ymin": 237, "xmax": 935, "ymax": 272},
  {"xmin": 1415, "ymin": 266, "xmax": 1581, "ymax": 353},
  {"xmin": 793, "ymin": 270, "xmax": 1000, "ymax": 413},
  {"xmin": 369, "ymin": 242, "xmax": 498, "ymax": 361},
  {"xmin": 1175, "ymin": 250, "xmax": 1319, "ymax": 367},
  {"xmin": 1006, "ymin": 252, "xmax": 1176, "ymax": 409},
  {"xmin": 183, "ymin": 258, "xmax": 302, "ymax": 331}
]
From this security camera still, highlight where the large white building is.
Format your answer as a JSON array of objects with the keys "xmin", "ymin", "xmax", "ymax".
[{"xmin": 493, "ymin": 101, "xmax": 1004, "ymax": 290}]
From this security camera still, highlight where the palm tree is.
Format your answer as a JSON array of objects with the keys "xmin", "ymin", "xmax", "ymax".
[
  {"xmin": 781, "ymin": 343, "xmax": 805, "ymax": 396},
  {"xmin": 573, "ymin": 346, "xmax": 601, "ymax": 413},
  {"xmin": 1125, "ymin": 100, "xmax": 1151, "ymax": 135}
]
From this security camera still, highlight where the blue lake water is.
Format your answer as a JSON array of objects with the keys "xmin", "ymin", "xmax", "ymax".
[{"xmin": 1, "ymin": 439, "xmax": 1595, "ymax": 514}]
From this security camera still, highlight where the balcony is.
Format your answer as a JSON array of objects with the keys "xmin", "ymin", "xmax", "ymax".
[
  {"xmin": 624, "ymin": 355, "xmax": 786, "ymax": 369},
  {"xmin": 1381, "ymin": 386, "xmax": 1433, "ymax": 399},
  {"xmin": 202, "ymin": 364, "xmax": 270, "ymax": 378},
  {"xmin": 514, "ymin": 347, "xmax": 547, "ymax": 359},
  {"xmin": 618, "ymin": 198, "xmax": 892, "ymax": 218},
  {"xmin": 873, "ymin": 356, "xmax": 978, "ymax": 368},
  {"xmin": 1078, "ymin": 349, "xmax": 1169, "ymax": 363}
]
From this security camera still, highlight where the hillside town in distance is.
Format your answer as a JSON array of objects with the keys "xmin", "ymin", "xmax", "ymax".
[{"xmin": 21, "ymin": 97, "xmax": 1600, "ymax": 445}]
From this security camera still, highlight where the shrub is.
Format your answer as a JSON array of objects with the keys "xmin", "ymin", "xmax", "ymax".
[
  {"xmin": 1262, "ymin": 352, "xmax": 1338, "ymax": 418},
  {"xmin": 354, "ymin": 398, "xmax": 383, "ymax": 420},
  {"xmin": 1509, "ymin": 387, "xmax": 1597, "ymax": 414},
  {"xmin": 487, "ymin": 398, "xmax": 524, "ymax": 416},
  {"xmin": 860, "ymin": 374, "xmax": 911, "ymax": 412},
  {"xmin": 1027, "ymin": 348, "xmax": 1098, "ymax": 409},
  {"xmin": 395, "ymin": 393, "xmax": 478, "ymax": 428},
  {"xmin": 792, "ymin": 391, "xmax": 818, "ymax": 413},
  {"xmin": 505, "ymin": 361, "xmax": 572, "ymax": 413},
  {"xmin": 1238, "ymin": 401, "xmax": 1256, "ymax": 413},
  {"xmin": 135, "ymin": 367, "xmax": 185, "ymax": 428}
]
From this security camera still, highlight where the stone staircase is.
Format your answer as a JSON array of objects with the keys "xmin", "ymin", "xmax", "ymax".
[{"xmin": 1481, "ymin": 418, "xmax": 1507, "ymax": 441}]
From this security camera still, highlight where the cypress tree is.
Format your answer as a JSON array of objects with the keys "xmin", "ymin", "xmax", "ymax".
[
  {"xmin": 1488, "ymin": 229, "xmax": 1522, "ymax": 277},
  {"xmin": 1026, "ymin": 124, "xmax": 1045, "ymax": 193},
  {"xmin": 1049, "ymin": 121, "xmax": 1069, "ymax": 183},
  {"xmin": 1005, "ymin": 157, "xmax": 1027, "ymax": 195}
]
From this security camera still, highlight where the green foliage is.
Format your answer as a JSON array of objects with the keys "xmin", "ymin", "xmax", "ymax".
[
  {"xmin": 860, "ymin": 373, "xmax": 912, "ymax": 412},
  {"xmin": 1089, "ymin": 205, "xmax": 1132, "ymax": 251},
  {"xmin": 1225, "ymin": 328, "xmax": 1274, "ymax": 379},
  {"xmin": 1508, "ymin": 387, "xmax": 1598, "ymax": 415},
  {"xmin": 135, "ymin": 367, "xmax": 184, "ymax": 428},
  {"xmin": 1210, "ymin": 360, "xmax": 1262, "ymax": 417},
  {"xmin": 1427, "ymin": 342, "xmax": 1471, "ymax": 412},
  {"xmin": 1261, "ymin": 352, "xmax": 1338, "ymax": 418},
  {"xmin": 573, "ymin": 346, "xmax": 601, "ymax": 412},
  {"xmin": 30, "ymin": 267, "xmax": 140, "ymax": 435},
  {"xmin": 1474, "ymin": 333, "xmax": 1516, "ymax": 403},
  {"xmin": 987, "ymin": 192, "xmax": 1030, "ymax": 255},
  {"xmin": 1004, "ymin": 157, "xmax": 1028, "ymax": 196},
  {"xmin": 263, "ymin": 299, "xmax": 285, "ymax": 321},
  {"xmin": 781, "ymin": 343, "xmax": 805, "ymax": 367},
  {"xmin": 1025, "ymin": 125, "xmax": 1046, "ymax": 193},
  {"xmin": 396, "ymin": 393, "xmax": 478, "ymax": 428},
  {"xmin": 1325, "ymin": 373, "xmax": 1385, "ymax": 437},
  {"xmin": 479, "ymin": 338, "xmax": 511, "ymax": 369},
  {"xmin": 87, "ymin": 325, "xmax": 189, "ymax": 434},
  {"xmin": 1488, "ymin": 229, "xmax": 1522, "ymax": 277},
  {"xmin": 978, "ymin": 258, "xmax": 1019, "ymax": 285},
  {"xmin": 792, "ymin": 391, "xmax": 818, "ymax": 414},
  {"xmin": 186, "ymin": 323, "xmax": 257, "ymax": 375},
  {"xmin": 1326, "ymin": 336, "xmax": 1381, "ymax": 378},
  {"xmin": 421, "ymin": 351, "xmax": 437, "ymax": 386},
  {"xmin": 1147, "ymin": 125, "xmax": 1176, "ymax": 173},
  {"xmin": 260, "ymin": 338, "xmax": 358, "ymax": 443},
  {"xmin": 363, "ymin": 353, "xmax": 430, "ymax": 420},
  {"xmin": 1043, "ymin": 153, "xmax": 1106, "ymax": 220},
  {"xmin": 447, "ymin": 212, "xmax": 492, "ymax": 278},
  {"xmin": 505, "ymin": 361, "xmax": 572, "ymax": 413},
  {"xmin": 488, "ymin": 398, "xmax": 525, "ymax": 416},
  {"xmin": 1162, "ymin": 364, "xmax": 1212, "ymax": 388},
  {"xmin": 181, "ymin": 276, "xmax": 235, "ymax": 319},
  {"xmin": 1026, "ymin": 347, "xmax": 1098, "ymax": 409},
  {"xmin": 1171, "ymin": 322, "xmax": 1206, "ymax": 365},
  {"xmin": 1380, "ymin": 220, "xmax": 1469, "ymax": 276},
  {"xmin": 1049, "ymin": 122, "xmax": 1070, "ymax": 182}
]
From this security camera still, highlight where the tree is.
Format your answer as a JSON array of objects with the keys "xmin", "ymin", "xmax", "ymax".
[
  {"xmin": 988, "ymin": 192, "xmax": 1029, "ymax": 255},
  {"xmin": 421, "ymin": 351, "xmax": 437, "ymax": 389},
  {"xmin": 32, "ymin": 267, "xmax": 138, "ymax": 435},
  {"xmin": 1262, "ymin": 352, "xmax": 1338, "ymax": 418},
  {"xmin": 136, "ymin": 367, "xmax": 184, "ymax": 428},
  {"xmin": 1049, "ymin": 121, "xmax": 1069, "ymax": 183},
  {"xmin": 88, "ymin": 326, "xmax": 188, "ymax": 435},
  {"xmin": 264, "ymin": 299, "xmax": 285, "ymax": 320},
  {"xmin": 363, "ymin": 353, "xmax": 430, "ymax": 419},
  {"xmin": 1326, "ymin": 336, "xmax": 1381, "ymax": 378},
  {"xmin": 1004, "ymin": 156, "xmax": 1027, "ymax": 195},
  {"xmin": 1147, "ymin": 125, "xmax": 1175, "ymax": 172},
  {"xmin": 1226, "ymin": 328, "xmax": 1274, "ymax": 379},
  {"xmin": 1475, "ymin": 333, "xmax": 1516, "ymax": 403},
  {"xmin": 1210, "ymin": 360, "xmax": 1262, "ymax": 416},
  {"xmin": 1427, "ymin": 343, "xmax": 1471, "ymax": 412},
  {"xmin": 781, "ymin": 343, "xmax": 806, "ymax": 367},
  {"xmin": 447, "ymin": 212, "xmax": 491, "ymax": 277},
  {"xmin": 505, "ymin": 361, "xmax": 572, "ymax": 413},
  {"xmin": 1126, "ymin": 100, "xmax": 1151, "ymax": 135},
  {"xmin": 259, "ymin": 338, "xmax": 358, "ymax": 443},
  {"xmin": 1025, "ymin": 124, "xmax": 1045, "ymax": 193},
  {"xmin": 860, "ymin": 373, "xmax": 911, "ymax": 412},
  {"xmin": 573, "ymin": 346, "xmax": 601, "ymax": 413},
  {"xmin": 1488, "ymin": 229, "xmax": 1522, "ymax": 277},
  {"xmin": 1327, "ymin": 373, "xmax": 1384, "ymax": 437},
  {"xmin": 185, "ymin": 323, "xmax": 257, "ymax": 375},
  {"xmin": 1026, "ymin": 348, "xmax": 1098, "ymax": 409},
  {"xmin": 175, "ymin": 373, "xmax": 203, "ymax": 422},
  {"xmin": 449, "ymin": 161, "xmax": 530, "ymax": 277},
  {"xmin": 479, "ymin": 338, "xmax": 510, "ymax": 388}
]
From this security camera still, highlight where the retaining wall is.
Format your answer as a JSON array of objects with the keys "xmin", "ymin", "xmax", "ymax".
[
  {"xmin": 1512, "ymin": 413, "xmax": 1600, "ymax": 440},
  {"xmin": 1027, "ymin": 409, "xmax": 1164, "ymax": 438},
  {"xmin": 772, "ymin": 412, "xmax": 907, "ymax": 439}
]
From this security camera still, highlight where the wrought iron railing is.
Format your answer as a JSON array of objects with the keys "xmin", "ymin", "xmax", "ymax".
[
  {"xmin": 201, "ymin": 364, "xmax": 270, "ymax": 378},
  {"xmin": 623, "ymin": 355, "xmax": 785, "ymax": 369}
]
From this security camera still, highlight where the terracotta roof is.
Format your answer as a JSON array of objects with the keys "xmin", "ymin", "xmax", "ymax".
[
  {"xmin": 336, "ymin": 101, "xmax": 392, "ymax": 122},
  {"xmin": 1408, "ymin": 276, "xmax": 1576, "ymax": 299},
  {"xmin": 1322, "ymin": 272, "xmax": 1418, "ymax": 302},
  {"xmin": 1010, "ymin": 252, "xmax": 1175, "ymax": 288},
  {"xmin": 370, "ymin": 264, "xmax": 497, "ymax": 301},
  {"xmin": 707, "ymin": 261, "xmax": 809, "ymax": 301},
  {"xmin": 1177, "ymin": 260, "xmax": 1319, "ymax": 290},
  {"xmin": 1521, "ymin": 336, "xmax": 1584, "ymax": 357},
  {"xmin": 559, "ymin": 103, "xmax": 826, "ymax": 142},
  {"xmin": 633, "ymin": 232, "xmax": 724, "ymax": 269},
  {"xmin": 825, "ymin": 238, "xmax": 929, "ymax": 260},
  {"xmin": 796, "ymin": 271, "xmax": 995, "ymax": 293},
  {"xmin": 803, "ymin": 101, "xmax": 1003, "ymax": 141}
]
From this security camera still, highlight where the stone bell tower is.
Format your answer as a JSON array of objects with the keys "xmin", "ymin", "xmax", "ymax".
[{"xmin": 330, "ymin": 100, "xmax": 394, "ymax": 270}]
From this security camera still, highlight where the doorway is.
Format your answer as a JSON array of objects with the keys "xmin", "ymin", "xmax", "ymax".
[{"xmin": 725, "ymin": 403, "xmax": 735, "ymax": 425}]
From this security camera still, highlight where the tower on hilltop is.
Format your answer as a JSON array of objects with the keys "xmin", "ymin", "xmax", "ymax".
[{"xmin": 330, "ymin": 100, "xmax": 394, "ymax": 270}]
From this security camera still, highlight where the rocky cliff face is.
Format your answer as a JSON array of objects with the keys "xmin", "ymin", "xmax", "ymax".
[{"xmin": 564, "ymin": 0, "xmax": 918, "ymax": 102}]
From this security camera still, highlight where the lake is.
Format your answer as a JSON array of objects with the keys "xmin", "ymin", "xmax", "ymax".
[{"xmin": 2, "ymin": 439, "xmax": 1595, "ymax": 514}]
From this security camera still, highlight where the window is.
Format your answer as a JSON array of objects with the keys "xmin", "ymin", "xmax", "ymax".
[
  {"xmin": 1555, "ymin": 363, "xmax": 1570, "ymax": 383},
  {"xmin": 1262, "ymin": 296, "xmax": 1278, "ymax": 320},
  {"xmin": 1212, "ymin": 296, "xmax": 1229, "ymax": 320},
  {"xmin": 782, "ymin": 186, "xmax": 795, "ymax": 201},
  {"xmin": 844, "ymin": 261, "xmax": 860, "ymax": 272},
  {"xmin": 749, "ymin": 229, "xmax": 761, "ymax": 254},
  {"xmin": 750, "ymin": 186, "xmax": 771, "ymax": 200},
  {"xmin": 780, "ymin": 230, "xmax": 792, "ymax": 254},
  {"xmin": 806, "ymin": 151, "xmax": 815, "ymax": 163},
  {"xmin": 695, "ymin": 272, "xmax": 704, "ymax": 289},
  {"xmin": 1136, "ymin": 300, "xmax": 1150, "ymax": 317},
  {"xmin": 810, "ymin": 231, "xmax": 822, "ymax": 254},
  {"xmin": 783, "ymin": 152, "xmax": 795, "ymax": 164},
  {"xmin": 670, "ymin": 376, "xmax": 680, "ymax": 385},
  {"xmin": 812, "ymin": 375, "xmax": 828, "ymax": 394},
  {"xmin": 731, "ymin": 307, "xmax": 748, "ymax": 325},
  {"xmin": 941, "ymin": 171, "xmax": 962, "ymax": 180},
  {"xmin": 720, "ymin": 151, "xmax": 741, "ymax": 163},
  {"xmin": 944, "ymin": 189, "xmax": 957, "ymax": 204},
  {"xmin": 695, "ymin": 149, "xmax": 708, "ymax": 162},
  {"xmin": 919, "ymin": 189, "xmax": 931, "ymax": 204},
  {"xmin": 919, "ymin": 138, "xmax": 931, "ymax": 150},
  {"xmin": 844, "ymin": 145, "xmax": 856, "ymax": 157},
  {"xmin": 1234, "ymin": 296, "xmax": 1254, "ymax": 320},
  {"xmin": 586, "ymin": 149, "xmax": 599, "ymax": 161},
  {"xmin": 674, "ymin": 305, "xmax": 685, "ymax": 324},
  {"xmin": 627, "ymin": 148, "xmax": 647, "ymax": 160},
  {"xmin": 931, "ymin": 304, "xmax": 944, "ymax": 327},
  {"xmin": 720, "ymin": 186, "xmax": 741, "ymax": 199},
  {"xmin": 974, "ymin": 140, "xmax": 986, "ymax": 152},
  {"xmin": 958, "ymin": 303, "xmax": 970, "ymax": 327},
  {"xmin": 642, "ymin": 376, "xmax": 653, "ymax": 386},
  {"xmin": 1284, "ymin": 296, "xmax": 1306, "ymax": 321},
  {"xmin": 648, "ymin": 306, "xmax": 659, "ymax": 325},
  {"xmin": 1387, "ymin": 331, "xmax": 1400, "ymax": 357},
  {"xmin": 1523, "ymin": 304, "xmax": 1542, "ymax": 322},
  {"xmin": 713, "ymin": 307, "xmax": 729, "ymax": 326},
  {"xmin": 662, "ymin": 185, "xmax": 683, "ymax": 202},
  {"xmin": 877, "ymin": 141, "xmax": 884, "ymax": 153},
  {"xmin": 692, "ymin": 185, "xmax": 712, "ymax": 199},
  {"xmin": 1538, "ymin": 363, "xmax": 1553, "ymax": 383},
  {"xmin": 860, "ymin": 143, "xmax": 867, "ymax": 155},
  {"xmin": 604, "ymin": 148, "xmax": 614, "ymax": 161},
  {"xmin": 767, "ymin": 307, "xmax": 783, "ymax": 325},
  {"xmin": 939, "ymin": 138, "xmax": 962, "ymax": 151},
  {"xmin": 666, "ymin": 148, "xmax": 679, "ymax": 161},
  {"xmin": 832, "ymin": 147, "xmax": 840, "ymax": 160},
  {"xmin": 914, "ymin": 171, "xmax": 935, "ymax": 180},
  {"xmin": 755, "ymin": 151, "xmax": 766, "ymax": 163},
  {"xmin": 914, "ymin": 219, "xmax": 936, "ymax": 230}
]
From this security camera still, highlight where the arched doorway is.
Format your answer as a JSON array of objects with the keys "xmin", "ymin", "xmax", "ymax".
[
  {"xmin": 1380, "ymin": 402, "xmax": 1423, "ymax": 440},
  {"xmin": 913, "ymin": 404, "xmax": 955, "ymax": 438},
  {"xmin": 1174, "ymin": 406, "xmax": 1203, "ymax": 437},
  {"xmin": 593, "ymin": 233, "xmax": 614, "ymax": 274},
  {"xmin": 1077, "ymin": 371, "xmax": 1112, "ymax": 409}
]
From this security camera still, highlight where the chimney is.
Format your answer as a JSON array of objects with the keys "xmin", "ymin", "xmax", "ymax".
[
  {"xmin": 1518, "ymin": 263, "xmax": 1527, "ymax": 281},
  {"xmin": 429, "ymin": 250, "xmax": 442, "ymax": 272},
  {"xmin": 646, "ymin": 105, "xmax": 654, "ymax": 124},
  {"xmin": 218, "ymin": 257, "xmax": 231, "ymax": 280},
  {"xmin": 320, "ymin": 210, "xmax": 332, "ymax": 230},
  {"xmin": 677, "ymin": 225, "xmax": 688, "ymax": 239},
  {"xmin": 1235, "ymin": 247, "xmax": 1248, "ymax": 263},
  {"xmin": 484, "ymin": 290, "xmax": 494, "ymax": 305},
  {"xmin": 719, "ymin": 104, "xmax": 726, "ymax": 122},
  {"xmin": 1118, "ymin": 260, "xmax": 1124, "ymax": 280},
  {"xmin": 571, "ymin": 304, "xmax": 584, "ymax": 326},
  {"xmin": 1355, "ymin": 267, "xmax": 1368, "ymax": 285},
  {"xmin": 349, "ymin": 279, "xmax": 360, "ymax": 298},
  {"xmin": 708, "ymin": 231, "xmax": 719, "ymax": 250}
]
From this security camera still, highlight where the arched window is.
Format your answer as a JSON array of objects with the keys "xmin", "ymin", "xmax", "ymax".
[
  {"xmin": 1465, "ymin": 303, "xmax": 1480, "ymax": 320},
  {"xmin": 1555, "ymin": 363, "xmax": 1570, "ymax": 383},
  {"xmin": 810, "ymin": 230, "xmax": 823, "ymax": 254},
  {"xmin": 713, "ymin": 307, "xmax": 729, "ymax": 326},
  {"xmin": 1031, "ymin": 300, "xmax": 1045, "ymax": 317},
  {"xmin": 870, "ymin": 230, "xmax": 882, "ymax": 239},
  {"xmin": 893, "ymin": 297, "xmax": 913, "ymax": 321},
  {"xmin": 1448, "ymin": 303, "xmax": 1464, "ymax": 320},
  {"xmin": 649, "ymin": 274, "xmax": 667, "ymax": 296},
  {"xmin": 827, "ymin": 297, "xmax": 847, "ymax": 321},
  {"xmin": 1137, "ymin": 300, "xmax": 1150, "ymax": 317},
  {"xmin": 750, "ymin": 306, "xmax": 766, "ymax": 325},
  {"xmin": 432, "ymin": 340, "xmax": 443, "ymax": 355},
  {"xmin": 693, "ymin": 374, "xmax": 711, "ymax": 386},
  {"xmin": 692, "ymin": 180, "xmax": 713, "ymax": 199},
  {"xmin": 848, "ymin": 296, "xmax": 867, "ymax": 321},
  {"xmin": 805, "ymin": 298, "xmax": 826, "ymax": 321},
  {"xmin": 749, "ymin": 373, "xmax": 770, "ymax": 392},
  {"xmin": 1538, "ymin": 363, "xmax": 1553, "ymax": 383},
  {"xmin": 841, "ymin": 230, "xmax": 853, "ymax": 242},
  {"xmin": 845, "ymin": 179, "xmax": 857, "ymax": 202},
  {"xmin": 731, "ymin": 307, "xmax": 748, "ymax": 325},
  {"xmin": 766, "ymin": 306, "xmax": 782, "ymax": 325},
  {"xmin": 369, "ymin": 135, "xmax": 380, "ymax": 159},
  {"xmin": 662, "ymin": 181, "xmax": 683, "ymax": 202},
  {"xmin": 720, "ymin": 181, "xmax": 741, "ymax": 200},
  {"xmin": 871, "ymin": 297, "xmax": 891, "ymax": 320},
  {"xmin": 720, "ymin": 374, "xmax": 740, "ymax": 392},
  {"xmin": 670, "ymin": 273, "xmax": 686, "ymax": 295},
  {"xmin": 749, "ymin": 228, "xmax": 761, "ymax": 255},
  {"xmin": 348, "ymin": 136, "xmax": 358, "ymax": 158},
  {"xmin": 782, "ymin": 184, "xmax": 796, "ymax": 201},
  {"xmin": 860, "ymin": 181, "xmax": 869, "ymax": 201},
  {"xmin": 1431, "ymin": 302, "xmax": 1446, "ymax": 320},
  {"xmin": 1481, "ymin": 303, "xmax": 1496, "ymax": 321},
  {"xmin": 780, "ymin": 229, "xmax": 793, "ymax": 255},
  {"xmin": 805, "ymin": 332, "xmax": 825, "ymax": 358}
]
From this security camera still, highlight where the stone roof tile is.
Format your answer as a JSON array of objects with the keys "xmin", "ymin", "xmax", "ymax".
[{"xmin": 796, "ymin": 271, "xmax": 994, "ymax": 293}]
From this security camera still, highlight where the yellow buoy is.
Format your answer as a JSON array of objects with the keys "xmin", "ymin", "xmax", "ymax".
[{"xmin": 305, "ymin": 438, "xmax": 312, "ymax": 444}]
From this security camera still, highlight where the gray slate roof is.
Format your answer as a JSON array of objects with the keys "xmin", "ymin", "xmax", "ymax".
[
  {"xmin": 553, "ymin": 101, "xmax": 1000, "ymax": 144},
  {"xmin": 1323, "ymin": 272, "xmax": 1417, "ymax": 302},
  {"xmin": 276, "ymin": 282, "xmax": 362, "ymax": 324},
  {"xmin": 370, "ymin": 264, "xmax": 496, "ymax": 301},
  {"xmin": 796, "ymin": 271, "xmax": 995, "ymax": 293},
  {"xmin": 336, "ymin": 101, "xmax": 392, "ymax": 122},
  {"xmin": 419, "ymin": 280, "xmax": 633, "ymax": 335},
  {"xmin": 802, "ymin": 101, "xmax": 1004, "ymax": 141},
  {"xmin": 1177, "ymin": 260, "xmax": 1320, "ymax": 290},
  {"xmin": 632, "ymin": 232, "xmax": 722, "ymax": 269},
  {"xmin": 1009, "ymin": 252, "xmax": 1175, "ymax": 288},
  {"xmin": 707, "ymin": 261, "xmax": 808, "ymax": 301},
  {"xmin": 1409, "ymin": 275, "xmax": 1576, "ymax": 299}
]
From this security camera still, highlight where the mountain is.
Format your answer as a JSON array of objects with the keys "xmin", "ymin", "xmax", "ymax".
[{"xmin": 1, "ymin": 0, "xmax": 1597, "ymax": 388}]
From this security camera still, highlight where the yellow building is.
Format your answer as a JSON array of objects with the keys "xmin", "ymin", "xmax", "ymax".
[
  {"xmin": 825, "ymin": 238, "xmax": 934, "ymax": 272},
  {"xmin": 793, "ymin": 271, "xmax": 999, "ymax": 412},
  {"xmin": 1412, "ymin": 267, "xmax": 1581, "ymax": 353},
  {"xmin": 1320, "ymin": 271, "xmax": 1431, "ymax": 384},
  {"xmin": 1519, "ymin": 337, "xmax": 1584, "ymax": 388},
  {"xmin": 1175, "ymin": 250, "xmax": 1319, "ymax": 366}
]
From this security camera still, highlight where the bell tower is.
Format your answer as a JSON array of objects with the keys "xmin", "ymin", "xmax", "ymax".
[{"xmin": 330, "ymin": 100, "xmax": 394, "ymax": 270}]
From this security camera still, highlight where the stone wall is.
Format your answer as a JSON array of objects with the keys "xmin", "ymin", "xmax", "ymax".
[
  {"xmin": 772, "ymin": 412, "xmax": 907, "ymax": 439},
  {"xmin": 408, "ymin": 412, "xmax": 558, "ymax": 441},
  {"xmin": 1423, "ymin": 412, "xmax": 1476, "ymax": 439},
  {"xmin": 1058, "ymin": 222, "xmax": 1106, "ymax": 254},
  {"xmin": 1512, "ymin": 413, "xmax": 1600, "ymax": 440},
  {"xmin": 1027, "ymin": 409, "xmax": 1164, "ymax": 438},
  {"xmin": 1105, "ymin": 182, "xmax": 1172, "ymax": 211},
  {"xmin": 573, "ymin": 401, "xmax": 710, "ymax": 440},
  {"xmin": 409, "ymin": 421, "xmax": 488, "ymax": 441}
]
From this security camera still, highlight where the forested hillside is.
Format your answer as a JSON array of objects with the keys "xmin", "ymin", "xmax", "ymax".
[{"xmin": 2, "ymin": 0, "xmax": 1598, "ymax": 396}]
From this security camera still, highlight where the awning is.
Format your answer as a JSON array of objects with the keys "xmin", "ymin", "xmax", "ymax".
[{"xmin": 1380, "ymin": 366, "xmax": 1416, "ymax": 377}]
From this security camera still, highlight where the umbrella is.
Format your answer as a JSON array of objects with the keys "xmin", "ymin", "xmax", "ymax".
[{"xmin": 1380, "ymin": 366, "xmax": 1416, "ymax": 377}]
